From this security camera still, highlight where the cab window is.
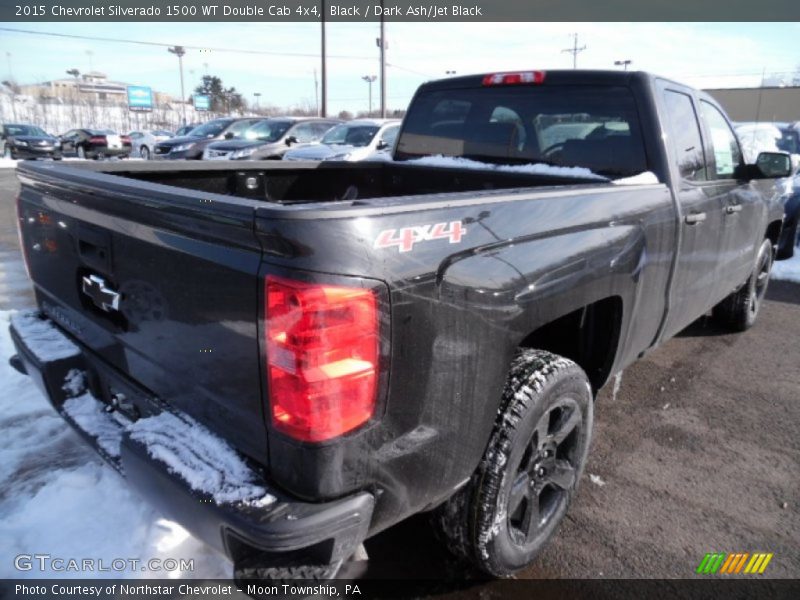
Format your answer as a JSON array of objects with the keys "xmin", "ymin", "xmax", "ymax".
[{"xmin": 700, "ymin": 101, "xmax": 742, "ymax": 179}]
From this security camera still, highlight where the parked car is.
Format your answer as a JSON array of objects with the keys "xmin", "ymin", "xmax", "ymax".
[
  {"xmin": 1, "ymin": 123, "xmax": 62, "ymax": 160},
  {"xmin": 736, "ymin": 122, "xmax": 800, "ymax": 259},
  {"xmin": 59, "ymin": 129, "xmax": 132, "ymax": 160},
  {"xmin": 175, "ymin": 123, "xmax": 200, "ymax": 137},
  {"xmin": 11, "ymin": 70, "xmax": 792, "ymax": 581},
  {"xmin": 203, "ymin": 117, "xmax": 340, "ymax": 160},
  {"xmin": 283, "ymin": 119, "xmax": 401, "ymax": 162},
  {"xmin": 154, "ymin": 118, "xmax": 262, "ymax": 159},
  {"xmin": 128, "ymin": 129, "xmax": 174, "ymax": 159},
  {"xmin": 735, "ymin": 122, "xmax": 800, "ymax": 165}
]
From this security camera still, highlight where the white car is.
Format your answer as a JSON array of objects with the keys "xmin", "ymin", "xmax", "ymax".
[
  {"xmin": 128, "ymin": 129, "xmax": 175, "ymax": 160},
  {"xmin": 283, "ymin": 119, "xmax": 401, "ymax": 162}
]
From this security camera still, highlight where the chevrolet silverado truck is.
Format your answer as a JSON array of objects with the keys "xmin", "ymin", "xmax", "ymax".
[{"xmin": 9, "ymin": 70, "xmax": 792, "ymax": 579}]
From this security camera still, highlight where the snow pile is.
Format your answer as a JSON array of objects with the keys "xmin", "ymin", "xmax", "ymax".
[
  {"xmin": 10, "ymin": 311, "xmax": 80, "ymax": 362},
  {"xmin": 0, "ymin": 310, "xmax": 231, "ymax": 578},
  {"xmin": 399, "ymin": 154, "xmax": 607, "ymax": 181},
  {"xmin": 772, "ymin": 252, "xmax": 800, "ymax": 283},
  {"xmin": 0, "ymin": 158, "xmax": 18, "ymax": 169},
  {"xmin": 128, "ymin": 411, "xmax": 275, "ymax": 507}
]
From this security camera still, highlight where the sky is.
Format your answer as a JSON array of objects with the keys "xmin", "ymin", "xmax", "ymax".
[{"xmin": 0, "ymin": 21, "xmax": 798, "ymax": 115}]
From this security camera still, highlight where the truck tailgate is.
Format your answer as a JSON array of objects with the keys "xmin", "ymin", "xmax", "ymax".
[{"xmin": 15, "ymin": 163, "xmax": 269, "ymax": 464}]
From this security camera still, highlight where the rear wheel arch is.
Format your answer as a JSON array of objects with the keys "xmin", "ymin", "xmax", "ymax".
[{"xmin": 517, "ymin": 296, "xmax": 624, "ymax": 392}]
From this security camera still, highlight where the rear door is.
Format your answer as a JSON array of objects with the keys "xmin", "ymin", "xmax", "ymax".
[{"xmin": 657, "ymin": 82, "xmax": 726, "ymax": 339}]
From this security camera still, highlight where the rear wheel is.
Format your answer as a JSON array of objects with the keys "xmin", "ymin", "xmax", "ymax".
[
  {"xmin": 432, "ymin": 349, "xmax": 593, "ymax": 576},
  {"xmin": 140, "ymin": 146, "xmax": 150, "ymax": 159},
  {"xmin": 712, "ymin": 238, "xmax": 773, "ymax": 332}
]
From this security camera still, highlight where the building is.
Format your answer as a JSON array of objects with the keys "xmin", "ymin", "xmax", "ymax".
[
  {"xmin": 18, "ymin": 72, "xmax": 174, "ymax": 105},
  {"xmin": 705, "ymin": 87, "xmax": 800, "ymax": 123}
]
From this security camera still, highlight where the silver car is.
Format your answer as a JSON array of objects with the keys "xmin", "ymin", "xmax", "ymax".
[
  {"xmin": 128, "ymin": 129, "xmax": 174, "ymax": 160},
  {"xmin": 283, "ymin": 119, "xmax": 401, "ymax": 162}
]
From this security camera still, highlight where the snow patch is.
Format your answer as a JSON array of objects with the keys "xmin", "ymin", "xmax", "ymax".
[
  {"xmin": 611, "ymin": 372, "xmax": 623, "ymax": 402},
  {"xmin": 589, "ymin": 474, "xmax": 606, "ymax": 487},
  {"xmin": 62, "ymin": 369, "xmax": 86, "ymax": 398},
  {"xmin": 397, "ymin": 154, "xmax": 607, "ymax": 181},
  {"xmin": 127, "ymin": 411, "xmax": 275, "ymax": 506},
  {"xmin": 62, "ymin": 393, "xmax": 123, "ymax": 458},
  {"xmin": 612, "ymin": 171, "xmax": 660, "ymax": 186},
  {"xmin": 772, "ymin": 252, "xmax": 800, "ymax": 284},
  {"xmin": 10, "ymin": 311, "xmax": 80, "ymax": 362},
  {"xmin": 0, "ymin": 157, "xmax": 18, "ymax": 169}
]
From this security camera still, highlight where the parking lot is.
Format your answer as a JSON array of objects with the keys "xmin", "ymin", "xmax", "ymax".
[{"xmin": 0, "ymin": 165, "xmax": 797, "ymax": 582}]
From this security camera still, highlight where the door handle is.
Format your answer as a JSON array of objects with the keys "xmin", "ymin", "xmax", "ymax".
[
  {"xmin": 685, "ymin": 212, "xmax": 706, "ymax": 225},
  {"xmin": 725, "ymin": 205, "xmax": 742, "ymax": 215}
]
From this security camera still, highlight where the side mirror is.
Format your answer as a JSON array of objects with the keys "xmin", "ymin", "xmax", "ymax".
[
  {"xmin": 376, "ymin": 140, "xmax": 389, "ymax": 150},
  {"xmin": 285, "ymin": 135, "xmax": 299, "ymax": 146},
  {"xmin": 756, "ymin": 151, "xmax": 792, "ymax": 178},
  {"xmin": 223, "ymin": 132, "xmax": 234, "ymax": 140}
]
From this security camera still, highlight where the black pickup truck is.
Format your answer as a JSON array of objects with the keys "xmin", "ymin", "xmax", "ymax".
[{"xmin": 9, "ymin": 71, "xmax": 792, "ymax": 579}]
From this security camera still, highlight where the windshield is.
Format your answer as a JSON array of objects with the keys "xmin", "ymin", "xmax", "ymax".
[
  {"xmin": 189, "ymin": 120, "xmax": 231, "ymax": 138},
  {"xmin": 245, "ymin": 120, "xmax": 292, "ymax": 142},
  {"xmin": 152, "ymin": 130, "xmax": 173, "ymax": 137},
  {"xmin": 396, "ymin": 85, "xmax": 647, "ymax": 178},
  {"xmin": 6, "ymin": 124, "xmax": 48, "ymax": 137},
  {"xmin": 87, "ymin": 129, "xmax": 115, "ymax": 135},
  {"xmin": 322, "ymin": 124, "xmax": 380, "ymax": 147}
]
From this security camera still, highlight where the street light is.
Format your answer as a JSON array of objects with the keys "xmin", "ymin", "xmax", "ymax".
[
  {"xmin": 614, "ymin": 59, "xmax": 632, "ymax": 71},
  {"xmin": 445, "ymin": 70, "xmax": 457, "ymax": 77},
  {"xmin": 253, "ymin": 92, "xmax": 261, "ymax": 112},
  {"xmin": 362, "ymin": 75, "xmax": 377, "ymax": 116},
  {"xmin": 168, "ymin": 45, "xmax": 187, "ymax": 125}
]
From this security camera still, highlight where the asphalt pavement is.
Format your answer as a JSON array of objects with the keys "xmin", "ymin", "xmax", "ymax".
[{"xmin": 0, "ymin": 166, "xmax": 797, "ymax": 583}]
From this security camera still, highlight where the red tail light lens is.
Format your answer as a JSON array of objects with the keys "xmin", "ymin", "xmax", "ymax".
[
  {"xmin": 482, "ymin": 71, "xmax": 546, "ymax": 86},
  {"xmin": 120, "ymin": 135, "xmax": 132, "ymax": 144},
  {"xmin": 266, "ymin": 276, "xmax": 380, "ymax": 442}
]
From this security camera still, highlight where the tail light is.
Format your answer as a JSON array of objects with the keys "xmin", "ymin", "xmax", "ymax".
[
  {"xmin": 482, "ymin": 71, "xmax": 546, "ymax": 86},
  {"xmin": 15, "ymin": 195, "xmax": 31, "ymax": 279},
  {"xmin": 120, "ymin": 135, "xmax": 132, "ymax": 144},
  {"xmin": 89, "ymin": 136, "xmax": 106, "ymax": 144},
  {"xmin": 266, "ymin": 275, "xmax": 381, "ymax": 442}
]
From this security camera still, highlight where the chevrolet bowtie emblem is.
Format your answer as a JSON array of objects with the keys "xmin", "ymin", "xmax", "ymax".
[{"xmin": 81, "ymin": 274, "xmax": 121, "ymax": 313}]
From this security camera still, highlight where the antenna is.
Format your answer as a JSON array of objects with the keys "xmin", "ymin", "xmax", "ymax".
[{"xmin": 562, "ymin": 33, "xmax": 586, "ymax": 69}]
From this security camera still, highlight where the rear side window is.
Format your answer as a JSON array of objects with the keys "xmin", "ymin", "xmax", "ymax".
[
  {"xmin": 396, "ymin": 85, "xmax": 648, "ymax": 178},
  {"xmin": 700, "ymin": 101, "xmax": 742, "ymax": 179},
  {"xmin": 662, "ymin": 90, "xmax": 707, "ymax": 182}
]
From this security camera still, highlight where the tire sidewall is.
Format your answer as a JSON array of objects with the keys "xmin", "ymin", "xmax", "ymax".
[
  {"xmin": 745, "ymin": 239, "xmax": 773, "ymax": 328},
  {"xmin": 476, "ymin": 362, "xmax": 594, "ymax": 575}
]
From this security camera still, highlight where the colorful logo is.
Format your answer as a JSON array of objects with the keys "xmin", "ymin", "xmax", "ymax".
[{"xmin": 696, "ymin": 552, "xmax": 773, "ymax": 575}]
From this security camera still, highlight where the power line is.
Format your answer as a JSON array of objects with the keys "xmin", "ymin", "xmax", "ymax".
[{"xmin": 0, "ymin": 26, "xmax": 374, "ymax": 61}]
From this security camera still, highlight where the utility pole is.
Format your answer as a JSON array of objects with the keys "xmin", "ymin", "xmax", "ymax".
[
  {"xmin": 614, "ymin": 59, "xmax": 632, "ymax": 71},
  {"xmin": 321, "ymin": 1, "xmax": 327, "ymax": 117},
  {"xmin": 5, "ymin": 52, "xmax": 12, "ymax": 81},
  {"xmin": 253, "ymin": 92, "xmax": 261, "ymax": 112},
  {"xmin": 168, "ymin": 45, "xmax": 187, "ymax": 125},
  {"xmin": 562, "ymin": 33, "xmax": 586, "ymax": 69},
  {"xmin": 313, "ymin": 69, "xmax": 319, "ymax": 116},
  {"xmin": 377, "ymin": 1, "xmax": 387, "ymax": 117},
  {"xmin": 362, "ymin": 75, "xmax": 377, "ymax": 115}
]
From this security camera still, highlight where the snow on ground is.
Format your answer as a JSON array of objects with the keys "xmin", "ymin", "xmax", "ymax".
[
  {"xmin": 0, "ymin": 310, "xmax": 232, "ymax": 579},
  {"xmin": 0, "ymin": 158, "xmax": 17, "ymax": 169},
  {"xmin": 773, "ymin": 251, "xmax": 800, "ymax": 283}
]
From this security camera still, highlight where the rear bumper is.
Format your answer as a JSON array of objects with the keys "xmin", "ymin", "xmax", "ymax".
[{"xmin": 8, "ymin": 312, "xmax": 374, "ymax": 569}]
